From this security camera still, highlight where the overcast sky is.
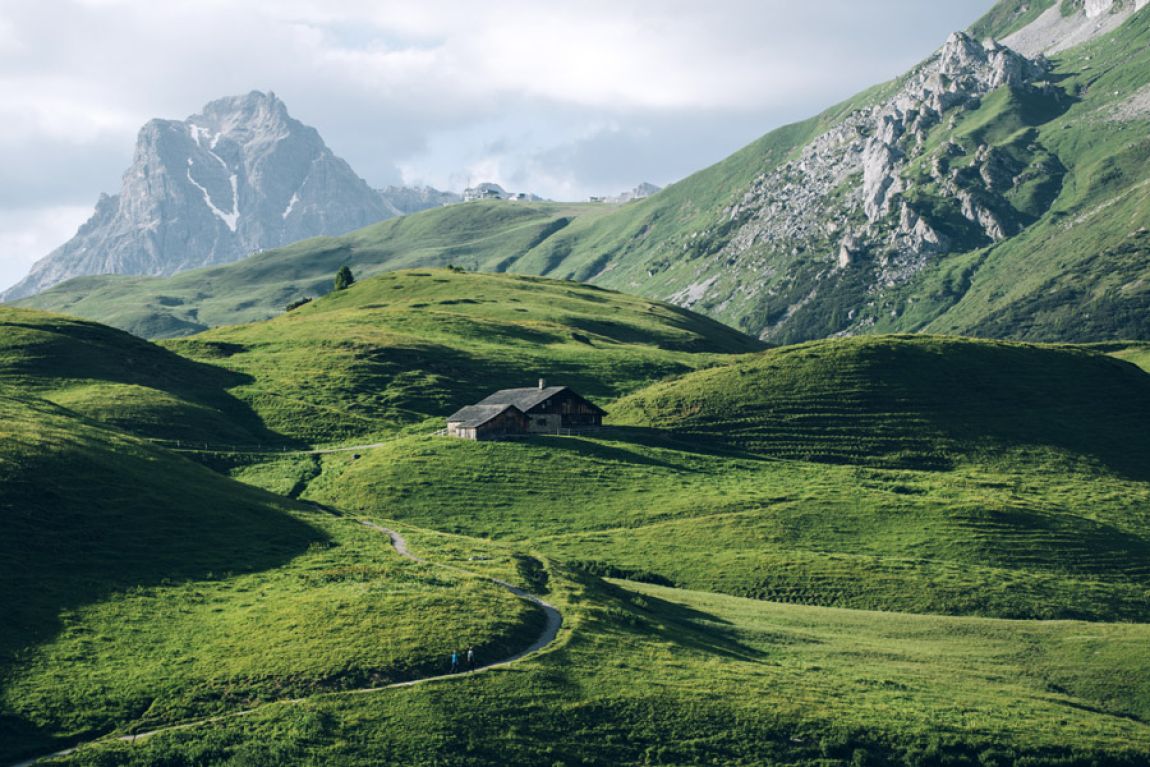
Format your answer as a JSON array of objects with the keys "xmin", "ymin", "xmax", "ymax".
[{"xmin": 0, "ymin": 0, "xmax": 995, "ymax": 291}]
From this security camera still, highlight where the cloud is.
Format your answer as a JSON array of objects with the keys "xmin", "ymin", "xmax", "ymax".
[
  {"xmin": 0, "ymin": 0, "xmax": 996, "ymax": 290},
  {"xmin": 0, "ymin": 206, "xmax": 93, "ymax": 291}
]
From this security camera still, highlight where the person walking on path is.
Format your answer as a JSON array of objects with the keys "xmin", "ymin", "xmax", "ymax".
[
  {"xmin": 450, "ymin": 649, "xmax": 460, "ymax": 673},
  {"xmin": 466, "ymin": 647, "xmax": 475, "ymax": 670}
]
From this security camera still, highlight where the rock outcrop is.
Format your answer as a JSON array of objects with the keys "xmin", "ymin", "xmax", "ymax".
[{"xmin": 679, "ymin": 30, "xmax": 1057, "ymax": 337}]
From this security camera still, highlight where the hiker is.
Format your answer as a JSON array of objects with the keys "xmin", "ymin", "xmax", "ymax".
[
  {"xmin": 450, "ymin": 649, "xmax": 459, "ymax": 673},
  {"xmin": 466, "ymin": 646, "xmax": 475, "ymax": 669}
]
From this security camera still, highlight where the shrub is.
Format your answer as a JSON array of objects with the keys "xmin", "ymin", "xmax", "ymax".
[{"xmin": 334, "ymin": 266, "xmax": 356, "ymax": 291}]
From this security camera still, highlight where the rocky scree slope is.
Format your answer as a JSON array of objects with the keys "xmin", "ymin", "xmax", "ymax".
[{"xmin": 1, "ymin": 92, "xmax": 454, "ymax": 301}]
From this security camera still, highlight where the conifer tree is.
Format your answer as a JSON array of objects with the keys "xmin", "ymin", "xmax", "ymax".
[{"xmin": 334, "ymin": 265, "xmax": 355, "ymax": 291}]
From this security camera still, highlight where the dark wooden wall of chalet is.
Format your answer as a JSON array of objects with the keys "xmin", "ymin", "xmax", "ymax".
[
  {"xmin": 531, "ymin": 390, "xmax": 604, "ymax": 427},
  {"xmin": 477, "ymin": 409, "xmax": 530, "ymax": 439}
]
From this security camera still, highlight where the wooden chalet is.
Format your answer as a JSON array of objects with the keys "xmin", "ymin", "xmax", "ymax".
[{"xmin": 445, "ymin": 380, "xmax": 606, "ymax": 440}]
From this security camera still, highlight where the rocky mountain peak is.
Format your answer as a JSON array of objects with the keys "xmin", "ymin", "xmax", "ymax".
[
  {"xmin": 2, "ymin": 93, "xmax": 393, "ymax": 301},
  {"xmin": 193, "ymin": 90, "xmax": 295, "ymax": 143}
]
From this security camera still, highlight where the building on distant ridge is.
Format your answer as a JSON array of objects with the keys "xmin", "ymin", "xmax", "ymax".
[
  {"xmin": 462, "ymin": 182, "xmax": 508, "ymax": 202},
  {"xmin": 445, "ymin": 380, "xmax": 606, "ymax": 440}
]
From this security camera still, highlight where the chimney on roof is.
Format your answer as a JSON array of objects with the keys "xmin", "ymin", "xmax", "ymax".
[{"xmin": 538, "ymin": 378, "xmax": 546, "ymax": 390}]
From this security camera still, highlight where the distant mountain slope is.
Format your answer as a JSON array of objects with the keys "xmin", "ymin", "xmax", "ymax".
[
  {"xmin": 518, "ymin": 0, "xmax": 1150, "ymax": 344},
  {"xmin": 0, "ymin": 92, "xmax": 453, "ymax": 302},
  {"xmin": 12, "ymin": 201, "xmax": 612, "ymax": 338}
]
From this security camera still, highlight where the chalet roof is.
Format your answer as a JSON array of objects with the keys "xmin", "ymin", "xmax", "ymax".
[
  {"xmin": 445, "ymin": 404, "xmax": 523, "ymax": 428},
  {"xmin": 477, "ymin": 386, "xmax": 607, "ymax": 415}
]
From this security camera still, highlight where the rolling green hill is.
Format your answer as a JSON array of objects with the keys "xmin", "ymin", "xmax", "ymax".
[
  {"xmin": 163, "ymin": 268, "xmax": 762, "ymax": 445},
  {"xmin": 42, "ymin": 563, "xmax": 1150, "ymax": 767},
  {"xmin": 607, "ymin": 334, "xmax": 1150, "ymax": 475},
  {"xmin": 0, "ymin": 391, "xmax": 544, "ymax": 763},
  {"xmin": 0, "ymin": 307, "xmax": 288, "ymax": 446},
  {"xmin": 4, "ymin": 296, "xmax": 1150, "ymax": 763},
  {"xmin": 284, "ymin": 335, "xmax": 1150, "ymax": 622}
]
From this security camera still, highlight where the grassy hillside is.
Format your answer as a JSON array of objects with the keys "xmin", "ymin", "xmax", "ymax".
[
  {"xmin": 47, "ymin": 565, "xmax": 1150, "ymax": 767},
  {"xmin": 968, "ymin": 0, "xmax": 1058, "ymax": 39},
  {"xmin": 0, "ymin": 391, "xmax": 543, "ymax": 763},
  {"xmin": 274, "ymin": 336, "xmax": 1150, "ymax": 622},
  {"xmin": 608, "ymin": 335, "xmax": 1150, "ymax": 474},
  {"xmin": 5, "ymin": 286, "xmax": 1150, "ymax": 763},
  {"xmin": 164, "ymin": 269, "xmax": 762, "ymax": 445},
  {"xmin": 0, "ymin": 307, "xmax": 290, "ymax": 446},
  {"xmin": 1092, "ymin": 339, "xmax": 1150, "ymax": 371},
  {"xmin": 11, "ymin": 203, "xmax": 618, "ymax": 338}
]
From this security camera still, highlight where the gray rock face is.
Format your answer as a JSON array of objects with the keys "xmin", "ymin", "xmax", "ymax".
[
  {"xmin": 686, "ymin": 32, "xmax": 1053, "ymax": 335},
  {"xmin": 3, "ymin": 92, "xmax": 395, "ymax": 300}
]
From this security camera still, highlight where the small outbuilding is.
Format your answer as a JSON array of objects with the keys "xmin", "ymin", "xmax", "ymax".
[
  {"xmin": 445, "ymin": 380, "xmax": 606, "ymax": 439},
  {"xmin": 445, "ymin": 404, "xmax": 529, "ymax": 441}
]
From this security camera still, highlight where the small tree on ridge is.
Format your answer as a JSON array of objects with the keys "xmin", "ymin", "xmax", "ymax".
[{"xmin": 334, "ymin": 265, "xmax": 355, "ymax": 291}]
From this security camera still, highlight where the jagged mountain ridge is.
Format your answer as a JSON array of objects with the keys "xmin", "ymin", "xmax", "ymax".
[
  {"xmin": 504, "ymin": 0, "xmax": 1150, "ymax": 343},
  {"xmin": 1, "ymin": 92, "xmax": 455, "ymax": 301}
]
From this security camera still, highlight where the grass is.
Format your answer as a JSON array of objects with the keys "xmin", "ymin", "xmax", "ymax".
[
  {"xmin": 44, "ymin": 569, "xmax": 1150, "ymax": 766},
  {"xmin": 260, "ymin": 335, "xmax": 1150, "ymax": 622},
  {"xmin": 968, "ymin": 0, "xmax": 1059, "ymax": 39},
  {"xmin": 1089, "ymin": 339, "xmax": 1150, "ymax": 371},
  {"xmin": 607, "ymin": 335, "xmax": 1150, "ymax": 476},
  {"xmin": 3, "ymin": 314, "xmax": 1150, "ymax": 762},
  {"xmin": 0, "ymin": 307, "xmax": 285, "ymax": 446},
  {"xmin": 162, "ymin": 269, "xmax": 762, "ymax": 445},
  {"xmin": 0, "ymin": 390, "xmax": 544, "ymax": 764}
]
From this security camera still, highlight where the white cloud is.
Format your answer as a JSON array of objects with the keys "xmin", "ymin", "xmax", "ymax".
[{"xmin": 0, "ymin": 206, "xmax": 93, "ymax": 292}]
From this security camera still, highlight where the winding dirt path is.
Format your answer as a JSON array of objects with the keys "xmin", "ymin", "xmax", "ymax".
[{"xmin": 9, "ymin": 523, "xmax": 563, "ymax": 767}]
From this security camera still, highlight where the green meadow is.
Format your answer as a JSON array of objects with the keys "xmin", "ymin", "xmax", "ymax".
[{"xmin": 3, "ymin": 271, "xmax": 1150, "ymax": 765}]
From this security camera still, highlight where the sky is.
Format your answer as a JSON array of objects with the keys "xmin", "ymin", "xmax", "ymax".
[{"xmin": 0, "ymin": 0, "xmax": 995, "ymax": 291}]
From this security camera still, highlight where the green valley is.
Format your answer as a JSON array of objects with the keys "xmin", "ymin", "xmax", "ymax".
[
  {"xmin": 3, "ymin": 268, "xmax": 1150, "ymax": 765},
  {"xmin": 5, "ymin": 0, "xmax": 1150, "ymax": 764}
]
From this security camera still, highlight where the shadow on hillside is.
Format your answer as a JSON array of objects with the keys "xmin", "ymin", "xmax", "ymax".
[
  {"xmin": 593, "ymin": 576, "xmax": 764, "ymax": 663},
  {"xmin": 527, "ymin": 428, "xmax": 769, "ymax": 471},
  {"xmin": 883, "ymin": 343, "xmax": 1150, "ymax": 483},
  {"xmin": 0, "ymin": 317, "xmax": 303, "ymax": 449},
  {"xmin": 0, "ymin": 428, "xmax": 325, "ymax": 762},
  {"xmin": 623, "ymin": 340, "xmax": 1150, "ymax": 482}
]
